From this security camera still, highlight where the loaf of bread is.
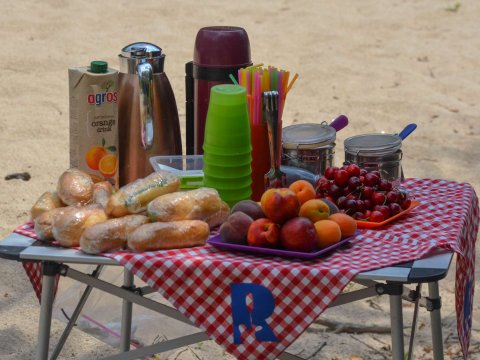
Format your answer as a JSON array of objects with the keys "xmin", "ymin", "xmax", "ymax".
[
  {"xmin": 92, "ymin": 181, "xmax": 114, "ymax": 209},
  {"xmin": 30, "ymin": 191, "xmax": 64, "ymax": 220},
  {"xmin": 80, "ymin": 214, "xmax": 149, "ymax": 254},
  {"xmin": 34, "ymin": 207, "xmax": 66, "ymax": 242},
  {"xmin": 127, "ymin": 220, "xmax": 209, "ymax": 252},
  {"xmin": 52, "ymin": 205, "xmax": 107, "ymax": 248},
  {"xmin": 106, "ymin": 171, "xmax": 180, "ymax": 218},
  {"xmin": 147, "ymin": 187, "xmax": 227, "ymax": 227},
  {"xmin": 57, "ymin": 168, "xmax": 94, "ymax": 206}
]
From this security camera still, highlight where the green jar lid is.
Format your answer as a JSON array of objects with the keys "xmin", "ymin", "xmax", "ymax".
[{"xmin": 89, "ymin": 61, "xmax": 108, "ymax": 73}]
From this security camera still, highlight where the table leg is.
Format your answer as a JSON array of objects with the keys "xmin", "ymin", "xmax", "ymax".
[
  {"xmin": 36, "ymin": 262, "xmax": 58, "ymax": 360},
  {"xmin": 428, "ymin": 282, "xmax": 444, "ymax": 360},
  {"xmin": 390, "ymin": 292, "xmax": 405, "ymax": 360},
  {"xmin": 120, "ymin": 269, "xmax": 134, "ymax": 352}
]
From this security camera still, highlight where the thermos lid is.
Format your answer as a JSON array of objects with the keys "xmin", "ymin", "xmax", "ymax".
[
  {"xmin": 344, "ymin": 133, "xmax": 402, "ymax": 155},
  {"xmin": 89, "ymin": 60, "xmax": 108, "ymax": 73},
  {"xmin": 121, "ymin": 42, "xmax": 163, "ymax": 58},
  {"xmin": 282, "ymin": 123, "xmax": 336, "ymax": 150},
  {"xmin": 119, "ymin": 42, "xmax": 165, "ymax": 74},
  {"xmin": 194, "ymin": 26, "xmax": 251, "ymax": 67}
]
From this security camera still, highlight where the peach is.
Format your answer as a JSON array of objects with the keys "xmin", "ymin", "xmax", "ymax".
[
  {"xmin": 260, "ymin": 188, "xmax": 300, "ymax": 224},
  {"xmin": 220, "ymin": 212, "xmax": 254, "ymax": 245},
  {"xmin": 329, "ymin": 213, "xmax": 357, "ymax": 238},
  {"xmin": 247, "ymin": 218, "xmax": 281, "ymax": 248},
  {"xmin": 231, "ymin": 200, "xmax": 265, "ymax": 220},
  {"xmin": 314, "ymin": 220, "xmax": 342, "ymax": 249},
  {"xmin": 289, "ymin": 180, "xmax": 316, "ymax": 205},
  {"xmin": 280, "ymin": 217, "xmax": 318, "ymax": 252},
  {"xmin": 299, "ymin": 199, "xmax": 330, "ymax": 223}
]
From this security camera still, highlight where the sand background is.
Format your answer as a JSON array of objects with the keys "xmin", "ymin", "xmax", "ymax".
[{"xmin": 0, "ymin": 0, "xmax": 479, "ymax": 359}]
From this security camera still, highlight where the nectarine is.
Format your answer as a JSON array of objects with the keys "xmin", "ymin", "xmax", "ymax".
[
  {"xmin": 247, "ymin": 218, "xmax": 281, "ymax": 248},
  {"xmin": 260, "ymin": 188, "xmax": 300, "ymax": 224},
  {"xmin": 220, "ymin": 212, "xmax": 254, "ymax": 244},
  {"xmin": 280, "ymin": 217, "xmax": 318, "ymax": 252}
]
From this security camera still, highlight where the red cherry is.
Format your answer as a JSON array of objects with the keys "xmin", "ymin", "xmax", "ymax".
[
  {"xmin": 372, "ymin": 192, "xmax": 386, "ymax": 206},
  {"xmin": 386, "ymin": 190, "xmax": 400, "ymax": 204},
  {"xmin": 362, "ymin": 186, "xmax": 374, "ymax": 199},
  {"xmin": 401, "ymin": 198, "xmax": 412, "ymax": 210},
  {"xmin": 370, "ymin": 210, "xmax": 385, "ymax": 222},
  {"xmin": 379, "ymin": 179, "xmax": 392, "ymax": 192},
  {"xmin": 364, "ymin": 173, "xmax": 380, "ymax": 187},
  {"xmin": 360, "ymin": 169, "xmax": 368, "ymax": 176},
  {"xmin": 378, "ymin": 205, "xmax": 391, "ymax": 219},
  {"xmin": 325, "ymin": 166, "xmax": 338, "ymax": 180},
  {"xmin": 347, "ymin": 176, "xmax": 362, "ymax": 191},
  {"xmin": 328, "ymin": 183, "xmax": 343, "ymax": 199},
  {"xmin": 337, "ymin": 196, "xmax": 347, "ymax": 208},
  {"xmin": 334, "ymin": 169, "xmax": 350, "ymax": 187},
  {"xmin": 346, "ymin": 163, "xmax": 361, "ymax": 177},
  {"xmin": 363, "ymin": 199, "xmax": 374, "ymax": 210},
  {"xmin": 390, "ymin": 203, "xmax": 402, "ymax": 215}
]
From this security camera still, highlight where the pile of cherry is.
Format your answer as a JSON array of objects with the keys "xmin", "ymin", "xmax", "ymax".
[{"xmin": 316, "ymin": 164, "xmax": 412, "ymax": 222}]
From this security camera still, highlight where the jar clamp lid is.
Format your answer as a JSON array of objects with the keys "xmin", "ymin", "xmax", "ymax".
[
  {"xmin": 282, "ymin": 122, "xmax": 336, "ymax": 150},
  {"xmin": 344, "ymin": 133, "xmax": 402, "ymax": 156}
]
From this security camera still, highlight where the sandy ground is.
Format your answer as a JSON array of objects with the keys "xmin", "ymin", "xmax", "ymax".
[{"xmin": 0, "ymin": 0, "xmax": 479, "ymax": 359}]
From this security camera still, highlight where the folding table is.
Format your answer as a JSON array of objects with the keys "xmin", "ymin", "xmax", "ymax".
[{"xmin": 0, "ymin": 231, "xmax": 453, "ymax": 360}]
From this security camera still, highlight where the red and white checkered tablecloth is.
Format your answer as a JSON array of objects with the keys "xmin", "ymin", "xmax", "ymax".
[{"xmin": 15, "ymin": 179, "xmax": 479, "ymax": 360}]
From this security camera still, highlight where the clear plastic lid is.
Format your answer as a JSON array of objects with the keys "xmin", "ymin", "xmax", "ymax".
[
  {"xmin": 344, "ymin": 133, "xmax": 402, "ymax": 155},
  {"xmin": 282, "ymin": 123, "xmax": 336, "ymax": 149}
]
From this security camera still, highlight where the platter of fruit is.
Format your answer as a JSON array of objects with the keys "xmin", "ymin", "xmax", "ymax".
[
  {"xmin": 315, "ymin": 164, "xmax": 419, "ymax": 228},
  {"xmin": 210, "ymin": 180, "xmax": 359, "ymax": 259}
]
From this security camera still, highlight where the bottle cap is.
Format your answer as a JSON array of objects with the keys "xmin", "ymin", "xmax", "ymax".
[{"xmin": 90, "ymin": 61, "xmax": 108, "ymax": 73}]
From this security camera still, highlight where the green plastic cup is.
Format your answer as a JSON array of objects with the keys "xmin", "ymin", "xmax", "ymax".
[
  {"xmin": 203, "ymin": 173, "xmax": 252, "ymax": 189},
  {"xmin": 216, "ymin": 185, "xmax": 252, "ymax": 201},
  {"xmin": 203, "ymin": 150, "xmax": 252, "ymax": 166},
  {"xmin": 203, "ymin": 161, "xmax": 252, "ymax": 178},
  {"xmin": 203, "ymin": 84, "xmax": 251, "ymax": 151}
]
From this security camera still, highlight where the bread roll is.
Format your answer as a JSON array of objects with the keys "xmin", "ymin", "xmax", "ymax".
[
  {"xmin": 147, "ymin": 188, "xmax": 225, "ymax": 226},
  {"xmin": 30, "ymin": 191, "xmax": 64, "ymax": 220},
  {"xmin": 80, "ymin": 215, "xmax": 149, "ymax": 254},
  {"xmin": 57, "ymin": 168, "xmax": 94, "ymax": 206},
  {"xmin": 52, "ymin": 205, "xmax": 107, "ymax": 247},
  {"xmin": 127, "ymin": 220, "xmax": 209, "ymax": 252},
  {"xmin": 106, "ymin": 171, "xmax": 180, "ymax": 218},
  {"xmin": 203, "ymin": 200, "xmax": 230, "ymax": 228},
  {"xmin": 92, "ymin": 181, "xmax": 114, "ymax": 209},
  {"xmin": 34, "ymin": 207, "xmax": 65, "ymax": 241}
]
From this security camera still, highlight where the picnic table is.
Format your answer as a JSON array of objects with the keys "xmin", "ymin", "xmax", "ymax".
[{"xmin": 0, "ymin": 178, "xmax": 478, "ymax": 360}]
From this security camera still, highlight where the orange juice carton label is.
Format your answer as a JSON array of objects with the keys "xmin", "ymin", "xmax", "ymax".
[{"xmin": 68, "ymin": 64, "xmax": 119, "ymax": 188}]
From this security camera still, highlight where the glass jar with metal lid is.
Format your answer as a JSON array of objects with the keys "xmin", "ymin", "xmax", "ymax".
[
  {"xmin": 344, "ymin": 133, "xmax": 403, "ymax": 184},
  {"xmin": 281, "ymin": 122, "xmax": 336, "ymax": 176}
]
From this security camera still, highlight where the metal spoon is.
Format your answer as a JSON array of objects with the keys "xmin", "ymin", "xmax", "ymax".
[
  {"xmin": 263, "ymin": 91, "xmax": 286, "ymax": 189},
  {"xmin": 398, "ymin": 123, "xmax": 417, "ymax": 140}
]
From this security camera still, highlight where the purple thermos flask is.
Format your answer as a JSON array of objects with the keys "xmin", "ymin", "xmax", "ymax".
[{"xmin": 185, "ymin": 26, "xmax": 252, "ymax": 155}]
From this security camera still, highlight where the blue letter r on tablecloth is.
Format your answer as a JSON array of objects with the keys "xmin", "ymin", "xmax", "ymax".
[{"xmin": 231, "ymin": 283, "xmax": 278, "ymax": 344}]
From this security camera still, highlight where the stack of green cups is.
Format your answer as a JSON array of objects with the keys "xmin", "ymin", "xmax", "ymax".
[{"xmin": 202, "ymin": 84, "xmax": 252, "ymax": 208}]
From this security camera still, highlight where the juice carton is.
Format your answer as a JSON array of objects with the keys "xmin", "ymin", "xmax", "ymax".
[{"xmin": 69, "ymin": 61, "xmax": 119, "ymax": 188}]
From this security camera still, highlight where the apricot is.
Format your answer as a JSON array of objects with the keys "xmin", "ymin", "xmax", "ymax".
[
  {"xmin": 231, "ymin": 200, "xmax": 265, "ymax": 220},
  {"xmin": 289, "ymin": 180, "xmax": 316, "ymax": 205},
  {"xmin": 299, "ymin": 199, "xmax": 330, "ymax": 223},
  {"xmin": 329, "ymin": 213, "xmax": 357, "ymax": 238},
  {"xmin": 220, "ymin": 212, "xmax": 253, "ymax": 245},
  {"xmin": 314, "ymin": 219, "xmax": 342, "ymax": 249},
  {"xmin": 85, "ymin": 146, "xmax": 107, "ymax": 170}
]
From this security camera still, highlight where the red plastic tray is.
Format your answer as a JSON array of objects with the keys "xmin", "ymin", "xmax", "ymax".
[
  {"xmin": 207, "ymin": 231, "xmax": 359, "ymax": 260},
  {"xmin": 355, "ymin": 200, "xmax": 421, "ymax": 228}
]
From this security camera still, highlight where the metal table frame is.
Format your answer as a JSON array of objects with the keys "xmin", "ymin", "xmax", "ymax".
[{"xmin": 0, "ymin": 232, "xmax": 453, "ymax": 360}]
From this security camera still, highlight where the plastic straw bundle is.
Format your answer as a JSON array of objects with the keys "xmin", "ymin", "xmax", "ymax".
[{"xmin": 237, "ymin": 65, "xmax": 298, "ymax": 125}]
